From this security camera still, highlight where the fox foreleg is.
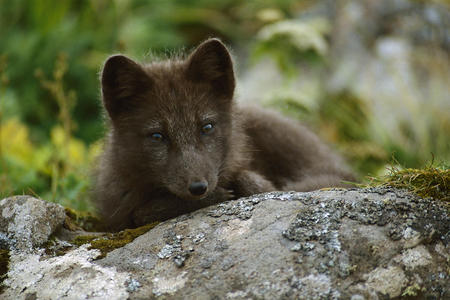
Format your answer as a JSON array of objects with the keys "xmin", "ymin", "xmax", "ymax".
[{"xmin": 233, "ymin": 170, "xmax": 275, "ymax": 197}]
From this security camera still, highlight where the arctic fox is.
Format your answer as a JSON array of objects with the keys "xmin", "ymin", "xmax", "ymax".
[{"xmin": 95, "ymin": 38, "xmax": 354, "ymax": 231}]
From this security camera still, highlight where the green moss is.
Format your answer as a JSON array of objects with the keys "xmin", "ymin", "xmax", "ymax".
[
  {"xmin": 71, "ymin": 222, "xmax": 159, "ymax": 259},
  {"xmin": 366, "ymin": 166, "xmax": 449, "ymax": 203},
  {"xmin": 402, "ymin": 283, "xmax": 425, "ymax": 297},
  {"xmin": 0, "ymin": 249, "xmax": 10, "ymax": 293},
  {"xmin": 62, "ymin": 207, "xmax": 159, "ymax": 258},
  {"xmin": 64, "ymin": 207, "xmax": 104, "ymax": 232},
  {"xmin": 43, "ymin": 234, "xmax": 79, "ymax": 257}
]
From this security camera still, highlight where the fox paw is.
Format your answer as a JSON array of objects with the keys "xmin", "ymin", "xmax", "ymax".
[
  {"xmin": 204, "ymin": 187, "xmax": 235, "ymax": 204},
  {"xmin": 225, "ymin": 189, "xmax": 236, "ymax": 200},
  {"xmin": 217, "ymin": 186, "xmax": 235, "ymax": 201}
]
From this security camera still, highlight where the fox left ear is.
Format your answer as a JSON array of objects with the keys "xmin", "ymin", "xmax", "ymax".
[
  {"xmin": 186, "ymin": 38, "xmax": 235, "ymax": 100},
  {"xmin": 101, "ymin": 55, "xmax": 153, "ymax": 120}
]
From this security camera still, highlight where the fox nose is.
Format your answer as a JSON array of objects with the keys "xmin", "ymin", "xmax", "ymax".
[{"xmin": 189, "ymin": 182, "xmax": 208, "ymax": 196}]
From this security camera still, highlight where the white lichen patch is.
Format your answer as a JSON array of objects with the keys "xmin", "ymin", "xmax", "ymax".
[
  {"xmin": 402, "ymin": 227, "xmax": 422, "ymax": 249},
  {"xmin": 396, "ymin": 245, "xmax": 432, "ymax": 270},
  {"xmin": 295, "ymin": 273, "xmax": 337, "ymax": 299},
  {"xmin": 0, "ymin": 196, "xmax": 66, "ymax": 251},
  {"xmin": 435, "ymin": 243, "xmax": 449, "ymax": 260},
  {"xmin": 216, "ymin": 219, "xmax": 253, "ymax": 242},
  {"xmin": 3, "ymin": 245, "xmax": 130, "ymax": 300},
  {"xmin": 152, "ymin": 271, "xmax": 188, "ymax": 296},
  {"xmin": 0, "ymin": 200, "xmax": 15, "ymax": 218},
  {"xmin": 364, "ymin": 266, "xmax": 408, "ymax": 298},
  {"xmin": 226, "ymin": 290, "xmax": 249, "ymax": 299}
]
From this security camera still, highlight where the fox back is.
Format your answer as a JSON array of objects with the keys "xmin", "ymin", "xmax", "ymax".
[{"xmin": 95, "ymin": 39, "xmax": 354, "ymax": 231}]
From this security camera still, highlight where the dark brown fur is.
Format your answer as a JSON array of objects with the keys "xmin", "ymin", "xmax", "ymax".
[{"xmin": 95, "ymin": 39, "xmax": 354, "ymax": 231}]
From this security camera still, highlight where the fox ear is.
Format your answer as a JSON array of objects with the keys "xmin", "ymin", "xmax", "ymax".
[
  {"xmin": 101, "ymin": 55, "xmax": 152, "ymax": 119},
  {"xmin": 186, "ymin": 38, "xmax": 235, "ymax": 100}
]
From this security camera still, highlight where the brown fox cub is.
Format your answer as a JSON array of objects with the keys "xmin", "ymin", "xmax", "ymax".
[{"xmin": 95, "ymin": 38, "xmax": 354, "ymax": 231}]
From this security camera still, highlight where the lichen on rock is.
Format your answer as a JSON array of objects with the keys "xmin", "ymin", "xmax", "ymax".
[
  {"xmin": 3, "ymin": 245, "xmax": 130, "ymax": 299},
  {"xmin": 71, "ymin": 222, "xmax": 159, "ymax": 259},
  {"xmin": 0, "ymin": 188, "xmax": 449, "ymax": 299},
  {"xmin": 0, "ymin": 196, "xmax": 66, "ymax": 252}
]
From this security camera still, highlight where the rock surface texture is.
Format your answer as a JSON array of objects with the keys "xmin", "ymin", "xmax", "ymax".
[
  {"xmin": 1, "ymin": 188, "xmax": 449, "ymax": 299},
  {"xmin": 0, "ymin": 195, "xmax": 66, "ymax": 252}
]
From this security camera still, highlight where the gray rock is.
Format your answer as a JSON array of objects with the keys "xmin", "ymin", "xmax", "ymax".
[
  {"xmin": 3, "ymin": 245, "xmax": 129, "ymax": 299},
  {"xmin": 98, "ymin": 188, "xmax": 449, "ymax": 299},
  {"xmin": 1, "ymin": 188, "xmax": 449, "ymax": 299},
  {"xmin": 0, "ymin": 195, "xmax": 66, "ymax": 251}
]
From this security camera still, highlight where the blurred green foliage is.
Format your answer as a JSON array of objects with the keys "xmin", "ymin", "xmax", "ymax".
[
  {"xmin": 0, "ymin": 53, "xmax": 101, "ymax": 210},
  {"xmin": 253, "ymin": 18, "xmax": 329, "ymax": 76},
  {"xmin": 0, "ymin": 0, "xmax": 449, "ymax": 210},
  {"xmin": 252, "ymin": 12, "xmax": 449, "ymax": 176},
  {"xmin": 0, "ymin": 0, "xmax": 304, "ymax": 142},
  {"xmin": 0, "ymin": 0, "xmax": 305, "ymax": 209}
]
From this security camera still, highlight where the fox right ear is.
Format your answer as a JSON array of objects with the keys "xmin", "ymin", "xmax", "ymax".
[
  {"xmin": 101, "ymin": 55, "xmax": 152, "ymax": 119},
  {"xmin": 186, "ymin": 38, "xmax": 235, "ymax": 100}
]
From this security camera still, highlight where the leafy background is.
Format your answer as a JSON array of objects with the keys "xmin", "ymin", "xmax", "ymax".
[{"xmin": 1, "ymin": 0, "xmax": 449, "ymax": 211}]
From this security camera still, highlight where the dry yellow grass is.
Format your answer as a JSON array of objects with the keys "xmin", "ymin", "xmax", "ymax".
[{"xmin": 367, "ymin": 166, "xmax": 449, "ymax": 203}]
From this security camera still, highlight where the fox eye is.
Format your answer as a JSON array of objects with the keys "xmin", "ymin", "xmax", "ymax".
[
  {"xmin": 150, "ymin": 132, "xmax": 164, "ymax": 141},
  {"xmin": 201, "ymin": 123, "xmax": 214, "ymax": 135}
]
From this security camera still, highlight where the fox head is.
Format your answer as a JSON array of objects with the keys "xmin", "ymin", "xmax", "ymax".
[{"xmin": 101, "ymin": 39, "xmax": 236, "ymax": 200}]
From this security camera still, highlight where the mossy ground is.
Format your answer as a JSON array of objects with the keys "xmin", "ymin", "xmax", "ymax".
[
  {"xmin": 366, "ymin": 165, "xmax": 449, "ymax": 204},
  {"xmin": 0, "ymin": 249, "xmax": 10, "ymax": 293},
  {"xmin": 64, "ymin": 207, "xmax": 104, "ymax": 232},
  {"xmin": 71, "ymin": 222, "xmax": 159, "ymax": 259},
  {"xmin": 42, "ymin": 207, "xmax": 160, "ymax": 258}
]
